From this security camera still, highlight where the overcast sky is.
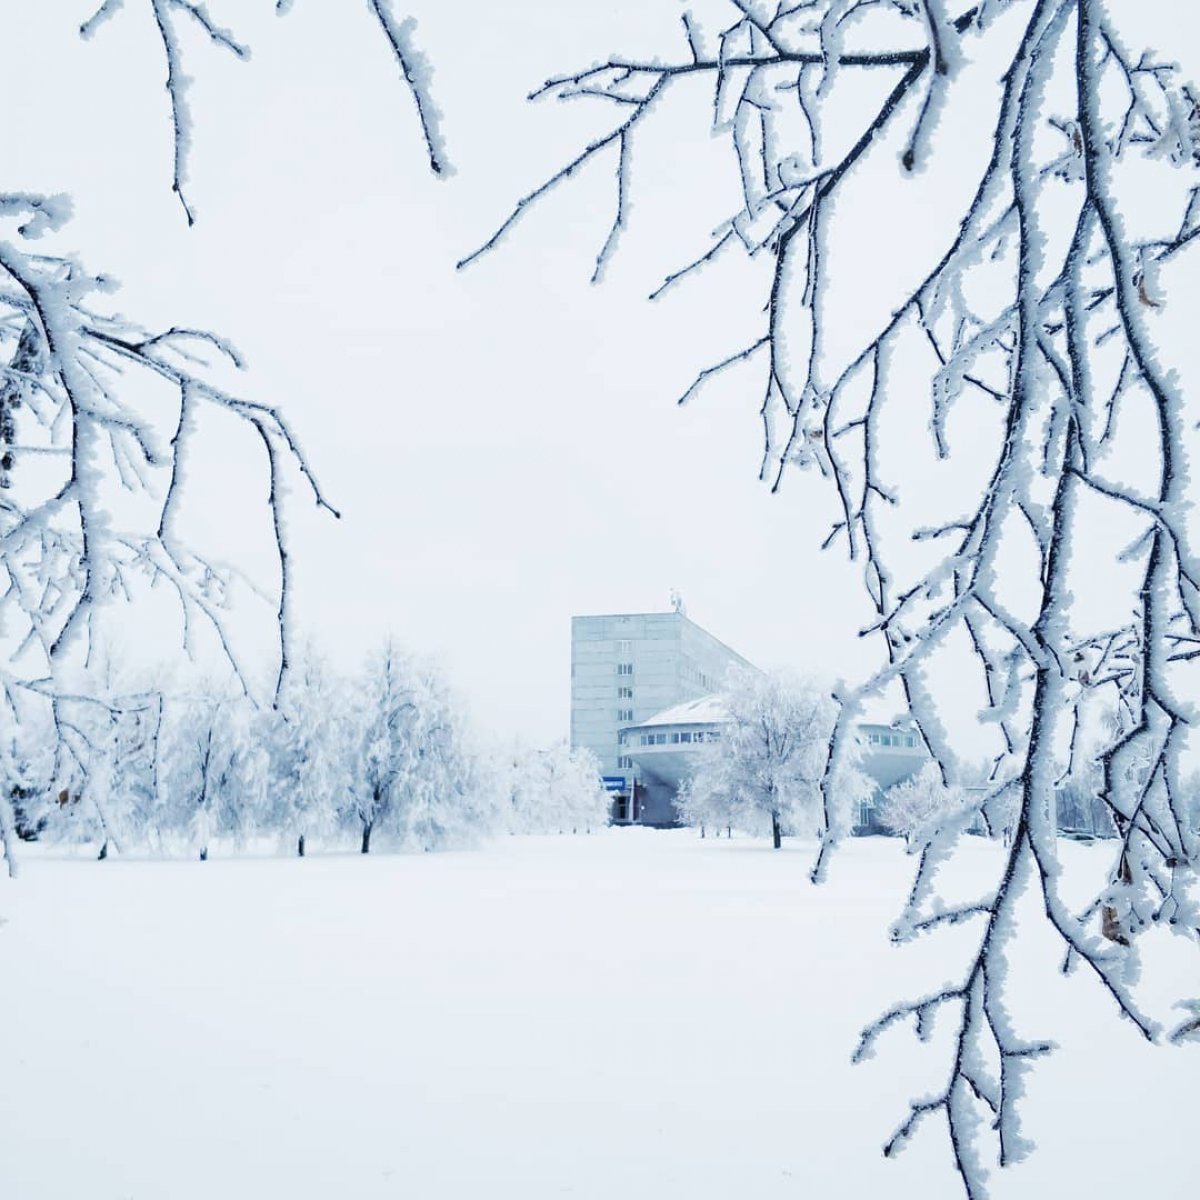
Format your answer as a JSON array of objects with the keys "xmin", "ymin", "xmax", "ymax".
[{"xmin": 6, "ymin": 2, "xmax": 1195, "ymax": 750}]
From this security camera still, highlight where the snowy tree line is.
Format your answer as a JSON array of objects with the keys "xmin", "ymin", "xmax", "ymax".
[{"xmin": 0, "ymin": 643, "xmax": 609, "ymax": 865}]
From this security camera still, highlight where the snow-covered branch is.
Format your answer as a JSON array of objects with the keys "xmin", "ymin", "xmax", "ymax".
[
  {"xmin": 79, "ymin": 0, "xmax": 448, "ymax": 221},
  {"xmin": 469, "ymin": 1, "xmax": 1200, "ymax": 1193}
]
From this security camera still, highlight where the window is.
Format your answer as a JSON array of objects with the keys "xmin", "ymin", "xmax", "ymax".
[
  {"xmin": 670, "ymin": 732, "xmax": 680, "ymax": 744},
  {"xmin": 616, "ymin": 640, "xmax": 632, "ymax": 654},
  {"xmin": 617, "ymin": 756, "xmax": 632, "ymax": 769},
  {"xmin": 868, "ymin": 732, "xmax": 880, "ymax": 744},
  {"xmin": 617, "ymin": 663, "xmax": 634, "ymax": 676},
  {"xmin": 905, "ymin": 735, "xmax": 916, "ymax": 748},
  {"xmin": 653, "ymin": 733, "xmax": 667, "ymax": 745},
  {"xmin": 680, "ymin": 731, "xmax": 692, "ymax": 744},
  {"xmin": 617, "ymin": 686, "xmax": 633, "ymax": 699},
  {"xmin": 617, "ymin": 709, "xmax": 633, "ymax": 722},
  {"xmin": 640, "ymin": 735, "xmax": 649, "ymax": 746},
  {"xmin": 618, "ymin": 731, "xmax": 627, "ymax": 746}
]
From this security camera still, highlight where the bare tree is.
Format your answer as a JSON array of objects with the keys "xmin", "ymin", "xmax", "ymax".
[{"xmin": 464, "ymin": 3, "xmax": 1200, "ymax": 1195}]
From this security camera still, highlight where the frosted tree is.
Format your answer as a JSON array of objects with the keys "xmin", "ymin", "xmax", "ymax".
[
  {"xmin": 680, "ymin": 668, "xmax": 855, "ymax": 848},
  {"xmin": 24, "ymin": 678, "xmax": 167, "ymax": 860},
  {"xmin": 0, "ymin": 167, "xmax": 336, "ymax": 876},
  {"xmin": 427, "ymin": 739, "xmax": 507, "ymax": 849},
  {"xmin": 0, "ymin": 696, "xmax": 56, "ymax": 875},
  {"xmin": 465, "ymin": 2, "xmax": 1200, "ymax": 1194},
  {"xmin": 677, "ymin": 766, "xmax": 736, "ymax": 839},
  {"xmin": 259, "ymin": 653, "xmax": 349, "ymax": 857},
  {"xmin": 1, "ymin": 2, "xmax": 446, "ymax": 875},
  {"xmin": 393, "ymin": 677, "xmax": 481, "ymax": 852},
  {"xmin": 157, "ymin": 687, "xmax": 262, "ymax": 860},
  {"xmin": 507, "ymin": 742, "xmax": 610, "ymax": 834},
  {"xmin": 878, "ymin": 760, "xmax": 969, "ymax": 847},
  {"xmin": 348, "ymin": 643, "xmax": 470, "ymax": 854},
  {"xmin": 351, "ymin": 645, "xmax": 418, "ymax": 854},
  {"xmin": 103, "ymin": 691, "xmax": 165, "ymax": 855}
]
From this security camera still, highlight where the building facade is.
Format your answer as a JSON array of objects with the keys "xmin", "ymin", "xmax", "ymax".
[
  {"xmin": 853, "ymin": 721, "xmax": 928, "ymax": 831},
  {"xmin": 569, "ymin": 610, "xmax": 755, "ymax": 825},
  {"xmin": 622, "ymin": 703, "xmax": 929, "ymax": 831},
  {"xmin": 620, "ymin": 695, "xmax": 729, "ymax": 826}
]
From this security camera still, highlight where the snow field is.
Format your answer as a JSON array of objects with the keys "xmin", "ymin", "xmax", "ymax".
[{"xmin": 1, "ymin": 829, "xmax": 1195, "ymax": 1199}]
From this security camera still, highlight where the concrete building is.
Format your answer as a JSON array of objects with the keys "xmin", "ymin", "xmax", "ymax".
[
  {"xmin": 569, "ymin": 609, "xmax": 755, "ymax": 825},
  {"xmin": 622, "ymin": 700, "xmax": 928, "ymax": 831},
  {"xmin": 854, "ymin": 721, "xmax": 928, "ymax": 831},
  {"xmin": 620, "ymin": 694, "xmax": 729, "ymax": 826}
]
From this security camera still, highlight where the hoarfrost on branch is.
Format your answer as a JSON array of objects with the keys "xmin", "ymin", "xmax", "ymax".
[{"xmin": 463, "ymin": 2, "xmax": 1200, "ymax": 1194}]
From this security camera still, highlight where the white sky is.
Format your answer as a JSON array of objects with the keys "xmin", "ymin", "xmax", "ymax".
[{"xmin": 5, "ymin": 2, "xmax": 1196, "ymax": 750}]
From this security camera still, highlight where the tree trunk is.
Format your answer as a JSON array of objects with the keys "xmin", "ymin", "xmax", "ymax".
[
  {"xmin": 361, "ymin": 823, "xmax": 372, "ymax": 855},
  {"xmin": 199, "ymin": 846, "xmax": 208, "ymax": 862},
  {"xmin": 771, "ymin": 812, "xmax": 782, "ymax": 850},
  {"xmin": 297, "ymin": 834, "xmax": 306, "ymax": 858},
  {"xmin": 700, "ymin": 824, "xmax": 706, "ymax": 839},
  {"xmin": 97, "ymin": 840, "xmax": 108, "ymax": 861}
]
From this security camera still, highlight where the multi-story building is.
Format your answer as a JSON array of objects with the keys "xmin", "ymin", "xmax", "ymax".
[
  {"xmin": 571, "ymin": 607, "xmax": 933, "ymax": 830},
  {"xmin": 569, "ymin": 608, "xmax": 755, "ymax": 825}
]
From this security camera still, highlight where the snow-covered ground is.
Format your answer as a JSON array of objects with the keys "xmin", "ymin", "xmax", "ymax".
[{"xmin": 1, "ymin": 830, "xmax": 1195, "ymax": 1199}]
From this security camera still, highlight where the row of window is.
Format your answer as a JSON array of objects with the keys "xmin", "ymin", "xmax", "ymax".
[
  {"xmin": 615, "ymin": 728, "xmax": 914, "ymax": 749},
  {"xmin": 620, "ymin": 662, "xmax": 725, "ymax": 682},
  {"xmin": 868, "ymin": 732, "xmax": 917, "ymax": 748},
  {"xmin": 638, "ymin": 730, "xmax": 720, "ymax": 746},
  {"xmin": 617, "ymin": 709, "xmax": 634, "ymax": 722}
]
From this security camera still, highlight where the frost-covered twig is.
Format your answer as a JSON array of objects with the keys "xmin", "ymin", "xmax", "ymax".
[
  {"xmin": 0, "ymin": 196, "xmax": 338, "ymax": 862},
  {"xmin": 475, "ymin": 2, "xmax": 1200, "ymax": 1195},
  {"xmin": 78, "ymin": 0, "xmax": 448, "ymax": 222},
  {"xmin": 363, "ymin": 3, "xmax": 451, "ymax": 178}
]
